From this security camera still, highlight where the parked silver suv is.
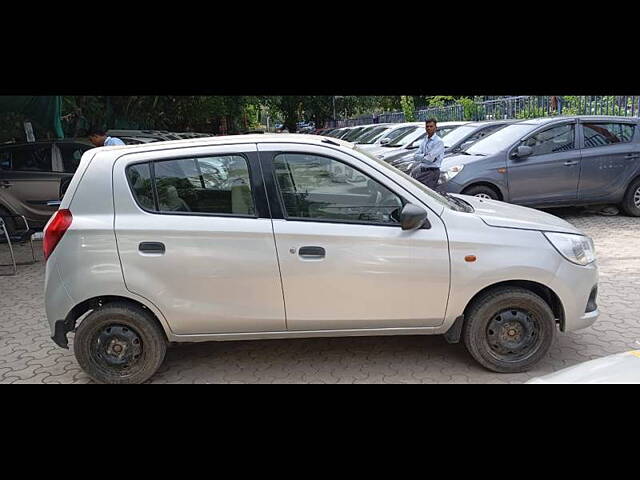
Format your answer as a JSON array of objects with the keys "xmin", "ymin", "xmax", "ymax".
[{"xmin": 44, "ymin": 134, "xmax": 600, "ymax": 383}]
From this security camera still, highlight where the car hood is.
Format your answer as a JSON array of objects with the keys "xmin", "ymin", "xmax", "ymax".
[
  {"xmin": 457, "ymin": 195, "xmax": 582, "ymax": 234},
  {"xmin": 441, "ymin": 154, "xmax": 488, "ymax": 169},
  {"xmin": 526, "ymin": 351, "xmax": 640, "ymax": 384}
]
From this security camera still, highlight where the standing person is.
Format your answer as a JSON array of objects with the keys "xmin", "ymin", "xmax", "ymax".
[
  {"xmin": 87, "ymin": 128, "xmax": 125, "ymax": 147},
  {"xmin": 410, "ymin": 118, "xmax": 445, "ymax": 190}
]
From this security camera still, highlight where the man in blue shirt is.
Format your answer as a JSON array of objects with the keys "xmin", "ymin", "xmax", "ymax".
[
  {"xmin": 410, "ymin": 118, "xmax": 445, "ymax": 189},
  {"xmin": 87, "ymin": 128, "xmax": 125, "ymax": 147}
]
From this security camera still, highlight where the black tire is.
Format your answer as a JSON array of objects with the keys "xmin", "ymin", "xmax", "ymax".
[
  {"xmin": 620, "ymin": 178, "xmax": 640, "ymax": 217},
  {"xmin": 73, "ymin": 302, "xmax": 167, "ymax": 384},
  {"xmin": 462, "ymin": 287, "xmax": 556, "ymax": 373},
  {"xmin": 462, "ymin": 185, "xmax": 500, "ymax": 200},
  {"xmin": 0, "ymin": 205, "xmax": 18, "ymax": 237}
]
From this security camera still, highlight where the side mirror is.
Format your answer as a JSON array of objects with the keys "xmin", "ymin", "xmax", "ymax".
[
  {"xmin": 513, "ymin": 145, "xmax": 533, "ymax": 158},
  {"xmin": 380, "ymin": 137, "xmax": 391, "ymax": 145},
  {"xmin": 399, "ymin": 203, "xmax": 430, "ymax": 231}
]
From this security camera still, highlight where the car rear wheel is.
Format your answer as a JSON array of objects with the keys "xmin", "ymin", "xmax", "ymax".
[
  {"xmin": 621, "ymin": 178, "xmax": 640, "ymax": 217},
  {"xmin": 73, "ymin": 302, "xmax": 167, "ymax": 384},
  {"xmin": 462, "ymin": 287, "xmax": 556, "ymax": 373},
  {"xmin": 462, "ymin": 185, "xmax": 499, "ymax": 200}
]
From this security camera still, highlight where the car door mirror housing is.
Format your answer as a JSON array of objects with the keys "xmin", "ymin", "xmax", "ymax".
[
  {"xmin": 514, "ymin": 145, "xmax": 533, "ymax": 158},
  {"xmin": 380, "ymin": 137, "xmax": 391, "ymax": 145},
  {"xmin": 399, "ymin": 203, "xmax": 430, "ymax": 230}
]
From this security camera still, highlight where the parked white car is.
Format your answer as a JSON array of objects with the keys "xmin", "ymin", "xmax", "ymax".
[
  {"xmin": 44, "ymin": 134, "xmax": 599, "ymax": 383},
  {"xmin": 526, "ymin": 350, "xmax": 640, "ymax": 383},
  {"xmin": 372, "ymin": 121, "xmax": 470, "ymax": 161},
  {"xmin": 355, "ymin": 122, "xmax": 424, "ymax": 152}
]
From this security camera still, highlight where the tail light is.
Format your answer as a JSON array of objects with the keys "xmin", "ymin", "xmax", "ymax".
[{"xmin": 43, "ymin": 209, "xmax": 73, "ymax": 261}]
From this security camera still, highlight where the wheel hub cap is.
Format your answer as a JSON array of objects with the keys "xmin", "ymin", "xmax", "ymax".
[
  {"xmin": 476, "ymin": 193, "xmax": 492, "ymax": 199},
  {"xmin": 96, "ymin": 325, "xmax": 143, "ymax": 369},
  {"xmin": 634, "ymin": 187, "xmax": 640, "ymax": 208},
  {"xmin": 487, "ymin": 309, "xmax": 540, "ymax": 359}
]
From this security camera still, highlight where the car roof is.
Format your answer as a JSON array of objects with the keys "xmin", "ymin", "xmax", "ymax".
[
  {"xmin": 516, "ymin": 115, "xmax": 640, "ymax": 125},
  {"xmin": 97, "ymin": 133, "xmax": 358, "ymax": 154}
]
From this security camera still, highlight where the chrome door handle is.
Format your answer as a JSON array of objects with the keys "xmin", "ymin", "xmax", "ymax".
[
  {"xmin": 564, "ymin": 161, "xmax": 579, "ymax": 166},
  {"xmin": 0, "ymin": 181, "xmax": 12, "ymax": 188},
  {"xmin": 298, "ymin": 246, "xmax": 326, "ymax": 258},
  {"xmin": 624, "ymin": 154, "xmax": 640, "ymax": 159}
]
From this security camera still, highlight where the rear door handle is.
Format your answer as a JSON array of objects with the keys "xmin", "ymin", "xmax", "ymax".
[
  {"xmin": 298, "ymin": 246, "xmax": 325, "ymax": 258},
  {"xmin": 564, "ymin": 161, "xmax": 579, "ymax": 166},
  {"xmin": 139, "ymin": 242, "xmax": 165, "ymax": 254},
  {"xmin": 624, "ymin": 154, "xmax": 640, "ymax": 159},
  {"xmin": 0, "ymin": 181, "xmax": 12, "ymax": 188}
]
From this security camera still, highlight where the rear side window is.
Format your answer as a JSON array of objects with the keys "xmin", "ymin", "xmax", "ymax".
[
  {"xmin": 126, "ymin": 155, "xmax": 255, "ymax": 216},
  {"xmin": 582, "ymin": 123, "xmax": 635, "ymax": 148},
  {"xmin": 11, "ymin": 146, "xmax": 53, "ymax": 171},
  {"xmin": 0, "ymin": 151, "xmax": 10, "ymax": 170}
]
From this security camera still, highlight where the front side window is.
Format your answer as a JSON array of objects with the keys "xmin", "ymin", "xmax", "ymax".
[
  {"xmin": 127, "ymin": 155, "xmax": 255, "ymax": 216},
  {"xmin": 582, "ymin": 123, "xmax": 635, "ymax": 148},
  {"xmin": 58, "ymin": 143, "xmax": 91, "ymax": 172},
  {"xmin": 273, "ymin": 153, "xmax": 403, "ymax": 224},
  {"xmin": 522, "ymin": 124, "xmax": 575, "ymax": 155}
]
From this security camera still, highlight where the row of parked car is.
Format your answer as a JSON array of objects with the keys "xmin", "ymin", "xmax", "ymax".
[
  {"xmin": 313, "ymin": 116, "xmax": 640, "ymax": 217},
  {"xmin": 0, "ymin": 130, "xmax": 211, "ymax": 235}
]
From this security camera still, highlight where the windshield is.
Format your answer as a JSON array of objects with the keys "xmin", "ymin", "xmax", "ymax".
[
  {"xmin": 350, "ymin": 126, "xmax": 378, "ymax": 142},
  {"xmin": 387, "ymin": 126, "xmax": 424, "ymax": 147},
  {"xmin": 341, "ymin": 127, "xmax": 366, "ymax": 142},
  {"xmin": 383, "ymin": 126, "xmax": 417, "ymax": 144},
  {"xmin": 441, "ymin": 125, "xmax": 478, "ymax": 148},
  {"xmin": 354, "ymin": 145, "xmax": 458, "ymax": 211},
  {"xmin": 356, "ymin": 126, "xmax": 393, "ymax": 144},
  {"xmin": 465, "ymin": 123, "xmax": 539, "ymax": 155}
]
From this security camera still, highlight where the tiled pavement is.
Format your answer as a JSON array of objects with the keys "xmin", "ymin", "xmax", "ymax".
[{"xmin": 1, "ymin": 208, "xmax": 638, "ymax": 383}]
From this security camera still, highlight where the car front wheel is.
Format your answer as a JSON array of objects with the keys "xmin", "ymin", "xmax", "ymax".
[
  {"xmin": 462, "ymin": 287, "xmax": 556, "ymax": 373},
  {"xmin": 462, "ymin": 185, "xmax": 500, "ymax": 200},
  {"xmin": 73, "ymin": 302, "xmax": 167, "ymax": 384}
]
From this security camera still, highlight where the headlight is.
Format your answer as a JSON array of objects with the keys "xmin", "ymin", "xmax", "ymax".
[
  {"xmin": 543, "ymin": 232, "xmax": 596, "ymax": 266},
  {"xmin": 442, "ymin": 165, "xmax": 464, "ymax": 182}
]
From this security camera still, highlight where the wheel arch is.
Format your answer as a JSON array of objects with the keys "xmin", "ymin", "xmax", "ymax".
[
  {"xmin": 445, "ymin": 279, "xmax": 566, "ymax": 343},
  {"xmin": 54, "ymin": 295, "xmax": 170, "ymax": 348},
  {"xmin": 461, "ymin": 181, "xmax": 505, "ymax": 201}
]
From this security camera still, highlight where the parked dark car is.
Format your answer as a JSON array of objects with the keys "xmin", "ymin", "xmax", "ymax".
[
  {"xmin": 438, "ymin": 116, "xmax": 640, "ymax": 216},
  {"xmin": 0, "ymin": 139, "xmax": 93, "ymax": 233}
]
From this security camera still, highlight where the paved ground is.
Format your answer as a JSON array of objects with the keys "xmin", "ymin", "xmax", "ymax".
[{"xmin": 1, "ymin": 207, "xmax": 639, "ymax": 384}]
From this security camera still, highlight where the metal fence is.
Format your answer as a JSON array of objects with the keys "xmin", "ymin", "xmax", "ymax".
[{"xmin": 327, "ymin": 96, "xmax": 640, "ymax": 128}]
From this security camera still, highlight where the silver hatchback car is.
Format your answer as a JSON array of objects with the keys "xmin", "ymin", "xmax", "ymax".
[{"xmin": 44, "ymin": 134, "xmax": 600, "ymax": 383}]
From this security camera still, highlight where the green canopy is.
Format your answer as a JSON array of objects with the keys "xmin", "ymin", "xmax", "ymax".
[{"xmin": 0, "ymin": 95, "xmax": 64, "ymax": 138}]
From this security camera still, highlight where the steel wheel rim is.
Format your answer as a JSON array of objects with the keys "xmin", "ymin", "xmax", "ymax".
[
  {"xmin": 92, "ymin": 324, "xmax": 144, "ymax": 374},
  {"xmin": 475, "ymin": 193, "xmax": 493, "ymax": 199},
  {"xmin": 486, "ymin": 309, "xmax": 542, "ymax": 362},
  {"xmin": 634, "ymin": 186, "xmax": 640, "ymax": 208}
]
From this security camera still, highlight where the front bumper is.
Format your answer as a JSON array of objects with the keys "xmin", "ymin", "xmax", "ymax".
[{"xmin": 548, "ymin": 259, "xmax": 600, "ymax": 332}]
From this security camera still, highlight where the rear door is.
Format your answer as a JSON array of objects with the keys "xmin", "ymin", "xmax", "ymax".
[
  {"xmin": 507, "ymin": 121, "xmax": 580, "ymax": 205},
  {"xmin": 113, "ymin": 143, "xmax": 286, "ymax": 335},
  {"xmin": 577, "ymin": 120, "xmax": 639, "ymax": 202},
  {"xmin": 0, "ymin": 143, "xmax": 65, "ymax": 225}
]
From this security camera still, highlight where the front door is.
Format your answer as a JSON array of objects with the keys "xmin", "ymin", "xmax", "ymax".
[
  {"xmin": 113, "ymin": 144, "xmax": 286, "ymax": 335},
  {"xmin": 507, "ymin": 122, "xmax": 580, "ymax": 205},
  {"xmin": 258, "ymin": 143, "xmax": 451, "ymax": 331}
]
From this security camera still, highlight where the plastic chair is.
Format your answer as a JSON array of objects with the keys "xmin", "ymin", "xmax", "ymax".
[{"xmin": 0, "ymin": 214, "xmax": 37, "ymax": 276}]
